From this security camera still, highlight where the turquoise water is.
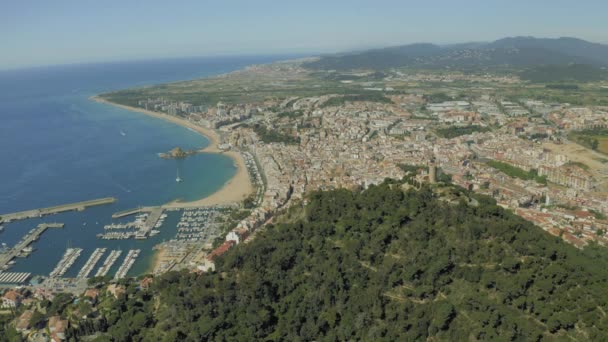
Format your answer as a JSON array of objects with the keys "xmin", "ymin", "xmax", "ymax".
[{"xmin": 0, "ymin": 55, "xmax": 292, "ymax": 276}]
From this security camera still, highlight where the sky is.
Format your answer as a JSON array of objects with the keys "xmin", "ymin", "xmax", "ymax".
[{"xmin": 1, "ymin": 0, "xmax": 608, "ymax": 70}]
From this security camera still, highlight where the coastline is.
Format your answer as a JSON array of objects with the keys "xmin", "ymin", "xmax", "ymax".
[
  {"xmin": 91, "ymin": 96, "xmax": 253, "ymax": 208},
  {"xmin": 147, "ymin": 246, "xmax": 165, "ymax": 274}
]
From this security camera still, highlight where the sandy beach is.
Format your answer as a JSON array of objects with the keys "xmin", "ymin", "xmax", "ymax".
[
  {"xmin": 147, "ymin": 247, "xmax": 164, "ymax": 274},
  {"xmin": 91, "ymin": 96, "xmax": 253, "ymax": 208}
]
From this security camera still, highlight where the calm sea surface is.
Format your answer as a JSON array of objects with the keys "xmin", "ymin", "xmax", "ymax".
[{"xmin": 0, "ymin": 55, "xmax": 291, "ymax": 276}]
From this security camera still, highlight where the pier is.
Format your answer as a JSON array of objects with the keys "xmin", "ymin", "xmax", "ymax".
[
  {"xmin": 0, "ymin": 197, "xmax": 116, "ymax": 223},
  {"xmin": 50, "ymin": 248, "xmax": 83, "ymax": 278},
  {"xmin": 0, "ymin": 223, "xmax": 64, "ymax": 271},
  {"xmin": 112, "ymin": 206, "xmax": 156, "ymax": 219},
  {"xmin": 0, "ymin": 272, "xmax": 31, "ymax": 284},
  {"xmin": 77, "ymin": 248, "xmax": 106, "ymax": 278},
  {"xmin": 114, "ymin": 249, "xmax": 140, "ymax": 279},
  {"xmin": 106, "ymin": 206, "xmax": 164, "ymax": 240},
  {"xmin": 136, "ymin": 207, "xmax": 164, "ymax": 239},
  {"xmin": 95, "ymin": 250, "xmax": 122, "ymax": 277}
]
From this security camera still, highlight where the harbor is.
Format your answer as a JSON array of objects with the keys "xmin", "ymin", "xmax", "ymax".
[
  {"xmin": 77, "ymin": 248, "xmax": 107, "ymax": 278},
  {"xmin": 95, "ymin": 250, "xmax": 122, "ymax": 277},
  {"xmin": 97, "ymin": 207, "xmax": 165, "ymax": 240},
  {"xmin": 114, "ymin": 249, "xmax": 140, "ymax": 279},
  {"xmin": 0, "ymin": 53, "xmax": 251, "ymax": 285},
  {"xmin": 49, "ymin": 248, "xmax": 83, "ymax": 278},
  {"xmin": 0, "ymin": 197, "xmax": 116, "ymax": 224},
  {"xmin": 0, "ymin": 204, "xmax": 236, "ymax": 280},
  {"xmin": 175, "ymin": 208, "xmax": 222, "ymax": 243},
  {"xmin": 0, "ymin": 272, "xmax": 31, "ymax": 284},
  {"xmin": 0, "ymin": 223, "xmax": 64, "ymax": 271}
]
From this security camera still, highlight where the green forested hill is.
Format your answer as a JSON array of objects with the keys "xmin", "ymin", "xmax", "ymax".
[
  {"xmin": 304, "ymin": 37, "xmax": 608, "ymax": 71},
  {"xmin": 64, "ymin": 182, "xmax": 608, "ymax": 341}
]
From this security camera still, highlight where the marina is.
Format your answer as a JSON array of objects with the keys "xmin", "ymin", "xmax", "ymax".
[
  {"xmin": 114, "ymin": 249, "xmax": 140, "ymax": 279},
  {"xmin": 0, "ymin": 197, "xmax": 116, "ymax": 224},
  {"xmin": 136, "ymin": 207, "xmax": 164, "ymax": 239},
  {"xmin": 0, "ymin": 54, "xmax": 251, "ymax": 280},
  {"xmin": 95, "ymin": 250, "xmax": 122, "ymax": 277},
  {"xmin": 0, "ymin": 223, "xmax": 64, "ymax": 271},
  {"xmin": 98, "ymin": 207, "xmax": 165, "ymax": 240},
  {"xmin": 49, "ymin": 248, "xmax": 83, "ymax": 278},
  {"xmin": 97, "ymin": 231, "xmax": 135, "ymax": 240},
  {"xmin": 175, "ymin": 208, "xmax": 222, "ymax": 242},
  {"xmin": 0, "ymin": 272, "xmax": 31, "ymax": 284},
  {"xmin": 77, "ymin": 248, "xmax": 107, "ymax": 278}
]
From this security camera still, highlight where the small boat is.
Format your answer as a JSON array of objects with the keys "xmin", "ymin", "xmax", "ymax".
[
  {"xmin": 120, "ymin": 130, "xmax": 127, "ymax": 136},
  {"xmin": 176, "ymin": 168, "xmax": 183, "ymax": 183}
]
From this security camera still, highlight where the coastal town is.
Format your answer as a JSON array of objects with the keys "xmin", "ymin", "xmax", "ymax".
[
  {"xmin": 123, "ymin": 61, "xmax": 608, "ymax": 255},
  {"xmin": 3, "ymin": 59, "xmax": 608, "ymax": 339}
]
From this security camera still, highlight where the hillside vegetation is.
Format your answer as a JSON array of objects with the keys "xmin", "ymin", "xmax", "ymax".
[
  {"xmin": 53, "ymin": 180, "xmax": 608, "ymax": 341},
  {"xmin": 520, "ymin": 64, "xmax": 608, "ymax": 83}
]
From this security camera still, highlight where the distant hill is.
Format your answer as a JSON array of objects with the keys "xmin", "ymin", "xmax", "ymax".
[{"xmin": 304, "ymin": 37, "xmax": 608, "ymax": 74}]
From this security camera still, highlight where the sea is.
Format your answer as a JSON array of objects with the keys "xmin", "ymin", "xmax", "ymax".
[{"xmin": 0, "ymin": 55, "xmax": 293, "ymax": 277}]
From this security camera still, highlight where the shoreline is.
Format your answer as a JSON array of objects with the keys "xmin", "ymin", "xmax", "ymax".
[
  {"xmin": 147, "ymin": 246, "xmax": 165, "ymax": 274},
  {"xmin": 91, "ymin": 96, "xmax": 253, "ymax": 208}
]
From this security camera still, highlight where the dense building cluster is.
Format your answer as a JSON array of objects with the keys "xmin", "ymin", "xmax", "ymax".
[{"xmin": 172, "ymin": 68, "xmax": 608, "ymax": 256}]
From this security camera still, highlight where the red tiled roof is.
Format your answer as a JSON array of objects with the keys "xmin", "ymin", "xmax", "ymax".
[
  {"xmin": 3, "ymin": 290, "xmax": 21, "ymax": 302},
  {"xmin": 207, "ymin": 240, "xmax": 236, "ymax": 261}
]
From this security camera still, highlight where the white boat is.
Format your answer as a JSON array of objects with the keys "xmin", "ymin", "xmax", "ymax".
[
  {"xmin": 120, "ymin": 130, "xmax": 127, "ymax": 136},
  {"xmin": 176, "ymin": 168, "xmax": 183, "ymax": 183}
]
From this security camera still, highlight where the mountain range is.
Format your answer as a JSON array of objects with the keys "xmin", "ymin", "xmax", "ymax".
[{"xmin": 304, "ymin": 37, "xmax": 608, "ymax": 74}]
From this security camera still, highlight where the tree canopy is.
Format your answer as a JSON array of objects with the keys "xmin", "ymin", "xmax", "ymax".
[{"xmin": 35, "ymin": 181, "xmax": 608, "ymax": 341}]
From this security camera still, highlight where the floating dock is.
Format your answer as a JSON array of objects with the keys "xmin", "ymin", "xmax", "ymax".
[
  {"xmin": 0, "ymin": 272, "xmax": 31, "ymax": 284},
  {"xmin": 114, "ymin": 249, "xmax": 140, "ymax": 279},
  {"xmin": 0, "ymin": 197, "xmax": 116, "ymax": 223},
  {"xmin": 136, "ymin": 207, "xmax": 164, "ymax": 239},
  {"xmin": 95, "ymin": 250, "xmax": 122, "ymax": 277},
  {"xmin": 108, "ymin": 206, "xmax": 163, "ymax": 240},
  {"xmin": 50, "ymin": 248, "xmax": 83, "ymax": 278},
  {"xmin": 0, "ymin": 223, "xmax": 64, "ymax": 271},
  {"xmin": 77, "ymin": 248, "xmax": 106, "ymax": 278}
]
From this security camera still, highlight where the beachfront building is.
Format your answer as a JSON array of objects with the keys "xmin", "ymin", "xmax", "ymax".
[{"xmin": 2, "ymin": 290, "xmax": 22, "ymax": 308}]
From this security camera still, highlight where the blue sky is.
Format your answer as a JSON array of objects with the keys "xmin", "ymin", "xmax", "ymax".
[{"xmin": 1, "ymin": 0, "xmax": 607, "ymax": 69}]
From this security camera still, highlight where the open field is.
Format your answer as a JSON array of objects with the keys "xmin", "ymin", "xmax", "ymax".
[
  {"xmin": 569, "ymin": 130, "xmax": 608, "ymax": 155},
  {"xmin": 98, "ymin": 60, "xmax": 375, "ymax": 107},
  {"xmin": 543, "ymin": 141, "xmax": 608, "ymax": 190},
  {"xmin": 98, "ymin": 56, "xmax": 608, "ymax": 111}
]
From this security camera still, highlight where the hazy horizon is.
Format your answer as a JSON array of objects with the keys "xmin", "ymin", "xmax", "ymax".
[{"xmin": 2, "ymin": 0, "xmax": 608, "ymax": 70}]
